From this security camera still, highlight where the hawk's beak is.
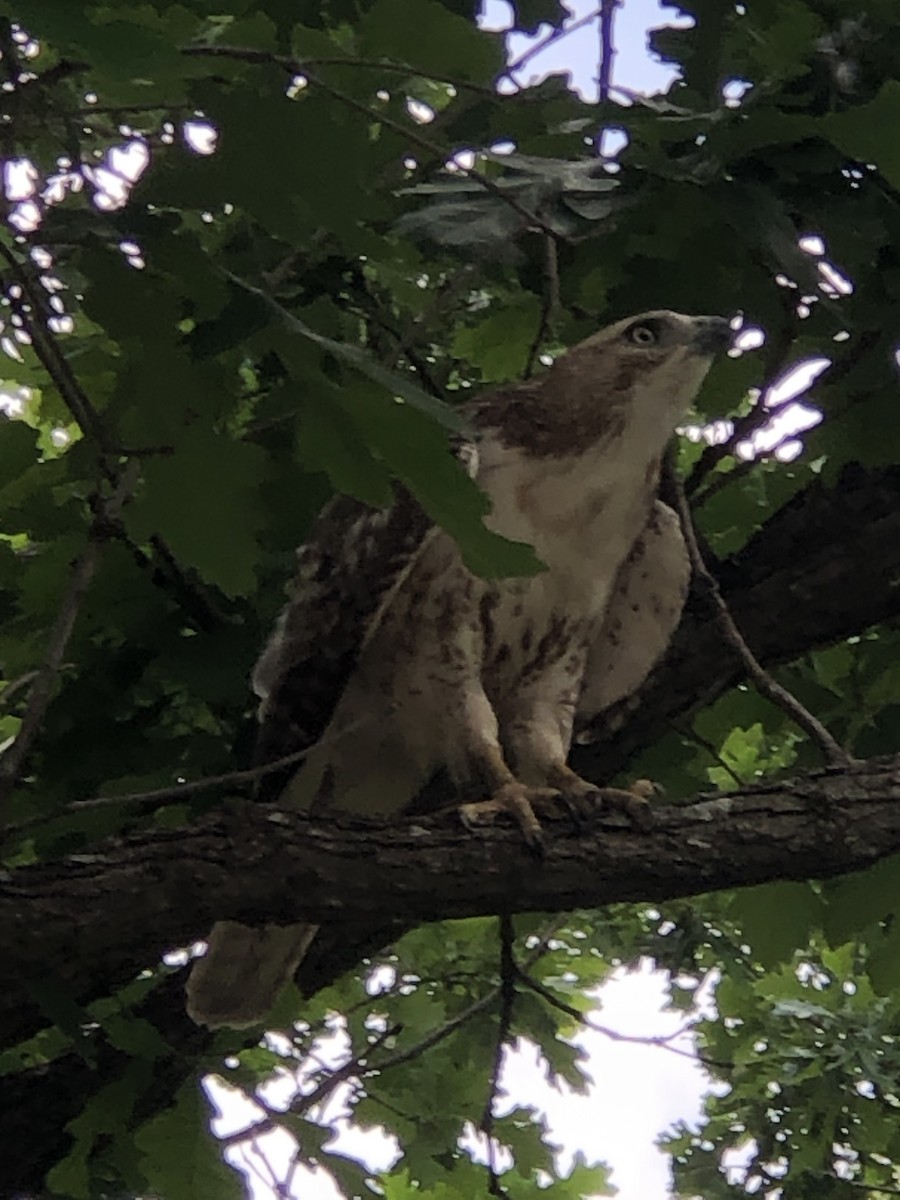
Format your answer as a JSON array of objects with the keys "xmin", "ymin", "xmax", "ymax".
[{"xmin": 692, "ymin": 316, "xmax": 733, "ymax": 354}]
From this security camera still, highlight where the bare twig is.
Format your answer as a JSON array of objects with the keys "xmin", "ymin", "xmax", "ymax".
[
  {"xmin": 827, "ymin": 1175, "xmax": 900, "ymax": 1196},
  {"xmin": 257, "ymin": 916, "xmax": 569, "ymax": 1139},
  {"xmin": 481, "ymin": 914, "xmax": 516, "ymax": 1197},
  {"xmin": 0, "ymin": 672, "xmax": 40, "ymax": 713},
  {"xmin": 182, "ymin": 45, "xmax": 500, "ymax": 98},
  {"xmin": 266, "ymin": 993, "xmax": 500, "ymax": 1136},
  {"xmin": 684, "ymin": 308, "xmax": 798, "ymax": 499},
  {"xmin": 0, "ymin": 463, "xmax": 139, "ymax": 810},
  {"xmin": 672, "ymin": 476, "xmax": 851, "ymax": 766},
  {"xmin": 514, "ymin": 966, "xmax": 733, "ymax": 1070},
  {"xmin": 502, "ymin": 8, "xmax": 603, "ymax": 88},
  {"xmin": 219, "ymin": 1022, "xmax": 401, "ymax": 1151},
  {"xmin": 367, "ymin": 988, "xmax": 500, "ymax": 1076},
  {"xmin": 3, "ymin": 714, "xmax": 374, "ymax": 828},
  {"xmin": 672, "ymin": 719, "xmax": 746, "ymax": 789},
  {"xmin": 524, "ymin": 234, "xmax": 560, "ymax": 379},
  {"xmin": 290, "ymin": 1023, "xmax": 401, "ymax": 1119},
  {"xmin": 687, "ymin": 321, "xmax": 880, "ymax": 504},
  {"xmin": 342, "ymin": 266, "xmax": 445, "ymax": 398},
  {"xmin": 0, "ymin": 243, "xmax": 222, "ymax": 630},
  {"xmin": 597, "ymin": 0, "xmax": 619, "ymax": 102},
  {"xmin": 301, "ymin": 69, "xmax": 560, "ymax": 240},
  {"xmin": 0, "ymin": 241, "xmax": 114, "ymax": 455}
]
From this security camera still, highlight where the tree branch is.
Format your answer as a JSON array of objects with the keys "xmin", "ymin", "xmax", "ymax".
[
  {"xmin": 0, "ymin": 463, "xmax": 139, "ymax": 809},
  {"xmin": 480, "ymin": 914, "xmax": 516, "ymax": 1196},
  {"xmin": 671, "ymin": 473, "xmax": 850, "ymax": 766},
  {"xmin": 502, "ymin": 8, "xmax": 603, "ymax": 88},
  {"xmin": 598, "ymin": 0, "xmax": 619, "ymax": 102},
  {"xmin": 4, "ymin": 753, "xmax": 900, "ymax": 1033}
]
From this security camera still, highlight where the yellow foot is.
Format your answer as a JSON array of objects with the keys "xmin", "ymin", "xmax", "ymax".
[{"xmin": 459, "ymin": 782, "xmax": 561, "ymax": 851}]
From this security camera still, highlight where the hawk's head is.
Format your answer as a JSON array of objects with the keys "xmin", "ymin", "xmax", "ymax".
[
  {"xmin": 535, "ymin": 309, "xmax": 731, "ymax": 444},
  {"xmin": 563, "ymin": 310, "xmax": 732, "ymax": 412},
  {"xmin": 474, "ymin": 310, "xmax": 732, "ymax": 457}
]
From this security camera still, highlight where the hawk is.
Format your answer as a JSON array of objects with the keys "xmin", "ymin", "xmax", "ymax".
[{"xmin": 186, "ymin": 310, "xmax": 732, "ymax": 1028}]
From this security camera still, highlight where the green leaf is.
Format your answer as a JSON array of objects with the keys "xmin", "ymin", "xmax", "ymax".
[
  {"xmin": 826, "ymin": 82, "xmax": 900, "ymax": 190},
  {"xmin": 136, "ymin": 1081, "xmax": 244, "ymax": 1200},
  {"xmin": 334, "ymin": 380, "xmax": 544, "ymax": 578},
  {"xmin": 126, "ymin": 430, "xmax": 265, "ymax": 596},
  {"xmin": 48, "ymin": 1061, "xmax": 154, "ymax": 1199},
  {"xmin": 358, "ymin": 0, "xmax": 503, "ymax": 83},
  {"xmin": 235, "ymin": 272, "xmax": 467, "ymax": 431},
  {"xmin": 452, "ymin": 297, "xmax": 542, "ymax": 382},
  {"xmin": 296, "ymin": 383, "xmax": 394, "ymax": 507},
  {"xmin": 728, "ymin": 882, "xmax": 824, "ymax": 968}
]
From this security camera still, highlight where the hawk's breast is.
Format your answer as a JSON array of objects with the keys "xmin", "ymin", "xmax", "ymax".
[{"xmin": 474, "ymin": 441, "xmax": 658, "ymax": 694}]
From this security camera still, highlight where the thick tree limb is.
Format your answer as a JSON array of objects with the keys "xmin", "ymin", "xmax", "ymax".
[{"xmin": 5, "ymin": 754, "xmax": 900, "ymax": 1019}]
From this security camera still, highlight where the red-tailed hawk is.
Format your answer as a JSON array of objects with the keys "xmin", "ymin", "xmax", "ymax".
[{"xmin": 187, "ymin": 310, "xmax": 732, "ymax": 1027}]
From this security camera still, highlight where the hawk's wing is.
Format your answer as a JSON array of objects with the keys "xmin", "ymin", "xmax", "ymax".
[{"xmin": 252, "ymin": 443, "xmax": 478, "ymax": 800}]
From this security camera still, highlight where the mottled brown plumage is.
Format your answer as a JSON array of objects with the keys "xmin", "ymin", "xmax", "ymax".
[{"xmin": 186, "ymin": 310, "xmax": 732, "ymax": 1028}]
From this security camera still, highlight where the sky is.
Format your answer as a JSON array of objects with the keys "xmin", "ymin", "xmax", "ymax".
[{"xmin": 213, "ymin": 4, "xmax": 734, "ymax": 1199}]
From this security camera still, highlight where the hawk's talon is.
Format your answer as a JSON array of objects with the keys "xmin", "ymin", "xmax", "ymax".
[
  {"xmin": 544, "ymin": 766, "xmax": 659, "ymax": 832},
  {"xmin": 460, "ymin": 783, "xmax": 561, "ymax": 852},
  {"xmin": 591, "ymin": 781, "xmax": 657, "ymax": 831}
]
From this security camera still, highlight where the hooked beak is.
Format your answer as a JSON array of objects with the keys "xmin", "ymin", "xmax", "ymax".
[{"xmin": 692, "ymin": 316, "xmax": 734, "ymax": 354}]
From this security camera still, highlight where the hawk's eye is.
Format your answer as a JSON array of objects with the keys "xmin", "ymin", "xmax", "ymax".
[{"xmin": 626, "ymin": 322, "xmax": 660, "ymax": 346}]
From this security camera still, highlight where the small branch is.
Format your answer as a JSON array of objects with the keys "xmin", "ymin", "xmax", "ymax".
[
  {"xmin": 300, "ymin": 69, "xmax": 560, "ymax": 240},
  {"xmin": 182, "ymin": 45, "xmax": 499, "ymax": 98},
  {"xmin": 219, "ymin": 1022, "xmax": 401, "ymax": 1151},
  {"xmin": 77, "ymin": 101, "xmax": 188, "ymax": 116},
  {"xmin": 0, "ymin": 243, "xmax": 223, "ymax": 632},
  {"xmin": 828, "ymin": 1175, "xmax": 900, "ymax": 1196},
  {"xmin": 0, "ymin": 672, "xmax": 40, "ymax": 712},
  {"xmin": 524, "ymin": 234, "xmax": 559, "ymax": 379},
  {"xmin": 671, "ymin": 475, "xmax": 851, "ymax": 766},
  {"xmin": 343, "ymin": 267, "xmax": 445, "ymax": 398},
  {"xmin": 480, "ymin": 915, "xmax": 516, "ymax": 1197},
  {"xmin": 502, "ymin": 8, "xmax": 603, "ymax": 88},
  {"xmin": 0, "ymin": 464, "xmax": 139, "ymax": 811},
  {"xmin": 2, "ymin": 715, "xmax": 376, "ymax": 839},
  {"xmin": 262, "ymin": 993, "xmax": 500, "ymax": 1138},
  {"xmin": 291, "ymin": 1023, "xmax": 400, "ymax": 1119},
  {"xmin": 366, "ymin": 988, "xmax": 500, "ymax": 1075},
  {"xmin": 684, "ymin": 311, "xmax": 797, "ymax": 498},
  {"xmin": 266, "ymin": 915, "xmax": 567, "ymax": 1134},
  {"xmin": 0, "ymin": 242, "xmax": 114, "ymax": 456},
  {"xmin": 686, "ymin": 323, "xmax": 881, "ymax": 501},
  {"xmin": 597, "ymin": 0, "xmax": 619, "ymax": 103},
  {"xmin": 514, "ymin": 967, "xmax": 733, "ymax": 1071},
  {"xmin": 672, "ymin": 719, "xmax": 746, "ymax": 789}
]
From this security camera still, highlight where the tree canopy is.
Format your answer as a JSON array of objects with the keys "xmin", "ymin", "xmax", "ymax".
[{"xmin": 2, "ymin": 0, "xmax": 900, "ymax": 1196}]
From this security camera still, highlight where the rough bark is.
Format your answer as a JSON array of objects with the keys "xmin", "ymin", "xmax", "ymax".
[{"xmin": 5, "ymin": 755, "xmax": 900, "ymax": 1004}]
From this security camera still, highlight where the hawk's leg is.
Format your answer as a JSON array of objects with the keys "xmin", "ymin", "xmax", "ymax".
[
  {"xmin": 468, "ymin": 656, "xmax": 657, "ymax": 838},
  {"xmin": 456, "ymin": 721, "xmax": 560, "ymax": 849},
  {"xmin": 459, "ymin": 670, "xmax": 583, "ymax": 846}
]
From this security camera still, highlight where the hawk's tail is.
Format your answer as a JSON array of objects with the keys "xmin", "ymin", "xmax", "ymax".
[{"xmin": 185, "ymin": 920, "xmax": 318, "ymax": 1029}]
